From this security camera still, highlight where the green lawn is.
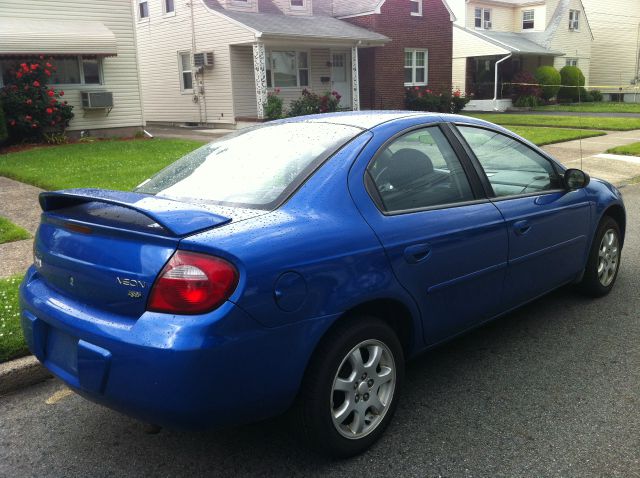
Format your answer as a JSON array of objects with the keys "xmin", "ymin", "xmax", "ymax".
[
  {"xmin": 466, "ymin": 113, "xmax": 640, "ymax": 131},
  {"xmin": 534, "ymin": 103, "xmax": 640, "ymax": 114},
  {"xmin": 606, "ymin": 142, "xmax": 640, "ymax": 157},
  {"xmin": 0, "ymin": 275, "xmax": 28, "ymax": 363},
  {"xmin": 0, "ymin": 139, "xmax": 206, "ymax": 191},
  {"xmin": 0, "ymin": 216, "xmax": 30, "ymax": 244},
  {"xmin": 509, "ymin": 126, "xmax": 606, "ymax": 146}
]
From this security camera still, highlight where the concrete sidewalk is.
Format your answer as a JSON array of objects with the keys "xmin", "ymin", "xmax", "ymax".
[
  {"xmin": 0, "ymin": 177, "xmax": 42, "ymax": 279},
  {"xmin": 542, "ymin": 129, "xmax": 640, "ymax": 185}
]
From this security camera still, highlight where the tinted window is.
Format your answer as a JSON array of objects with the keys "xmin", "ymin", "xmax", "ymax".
[
  {"xmin": 137, "ymin": 122, "xmax": 361, "ymax": 209},
  {"xmin": 458, "ymin": 126, "xmax": 562, "ymax": 197},
  {"xmin": 368, "ymin": 127, "xmax": 474, "ymax": 213}
]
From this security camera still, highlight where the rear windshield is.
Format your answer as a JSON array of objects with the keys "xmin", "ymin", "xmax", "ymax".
[{"xmin": 136, "ymin": 122, "xmax": 362, "ymax": 209}]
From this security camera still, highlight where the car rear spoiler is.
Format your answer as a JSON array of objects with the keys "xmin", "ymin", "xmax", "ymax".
[{"xmin": 39, "ymin": 189, "xmax": 231, "ymax": 237}]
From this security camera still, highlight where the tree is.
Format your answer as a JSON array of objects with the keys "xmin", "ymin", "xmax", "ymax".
[{"xmin": 534, "ymin": 66, "xmax": 561, "ymax": 100}]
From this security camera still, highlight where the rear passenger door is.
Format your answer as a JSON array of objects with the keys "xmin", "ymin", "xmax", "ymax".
[
  {"xmin": 353, "ymin": 125, "xmax": 508, "ymax": 344},
  {"xmin": 455, "ymin": 125, "xmax": 591, "ymax": 310}
]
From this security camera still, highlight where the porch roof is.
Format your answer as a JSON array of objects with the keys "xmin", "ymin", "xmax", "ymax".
[
  {"xmin": 203, "ymin": 3, "xmax": 389, "ymax": 45},
  {"xmin": 463, "ymin": 27, "xmax": 564, "ymax": 56},
  {"xmin": 0, "ymin": 18, "xmax": 117, "ymax": 57}
]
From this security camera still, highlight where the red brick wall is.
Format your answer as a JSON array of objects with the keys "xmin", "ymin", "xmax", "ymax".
[{"xmin": 345, "ymin": 0, "xmax": 453, "ymax": 110}]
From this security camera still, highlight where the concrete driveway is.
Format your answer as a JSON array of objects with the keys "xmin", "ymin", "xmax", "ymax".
[{"xmin": 1, "ymin": 184, "xmax": 639, "ymax": 477}]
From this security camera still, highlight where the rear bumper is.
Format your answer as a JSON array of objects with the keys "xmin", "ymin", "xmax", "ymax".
[{"xmin": 20, "ymin": 267, "xmax": 336, "ymax": 429}]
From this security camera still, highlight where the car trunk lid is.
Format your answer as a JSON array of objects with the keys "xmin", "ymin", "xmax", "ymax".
[{"xmin": 34, "ymin": 189, "xmax": 233, "ymax": 318}]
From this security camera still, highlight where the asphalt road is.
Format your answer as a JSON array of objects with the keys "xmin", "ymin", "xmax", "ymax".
[{"xmin": 2, "ymin": 186, "xmax": 640, "ymax": 478}]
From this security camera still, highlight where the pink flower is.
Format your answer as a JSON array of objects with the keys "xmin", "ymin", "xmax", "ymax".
[
  {"xmin": 47, "ymin": 90, "xmax": 55, "ymax": 97},
  {"xmin": 33, "ymin": 80, "xmax": 40, "ymax": 87}
]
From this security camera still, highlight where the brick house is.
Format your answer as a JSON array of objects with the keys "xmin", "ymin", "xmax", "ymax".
[
  {"xmin": 344, "ymin": 0, "xmax": 456, "ymax": 110},
  {"xmin": 134, "ymin": 0, "xmax": 456, "ymax": 126}
]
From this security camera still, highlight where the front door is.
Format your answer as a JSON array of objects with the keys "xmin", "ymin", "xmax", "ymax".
[
  {"xmin": 331, "ymin": 51, "xmax": 351, "ymax": 108},
  {"xmin": 353, "ymin": 125, "xmax": 508, "ymax": 344}
]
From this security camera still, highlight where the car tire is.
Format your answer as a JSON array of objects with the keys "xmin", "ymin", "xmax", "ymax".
[
  {"xmin": 578, "ymin": 216, "xmax": 622, "ymax": 297},
  {"xmin": 295, "ymin": 316, "xmax": 405, "ymax": 458}
]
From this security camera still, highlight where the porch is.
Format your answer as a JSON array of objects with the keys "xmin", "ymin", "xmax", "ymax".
[{"xmin": 230, "ymin": 43, "xmax": 369, "ymax": 120}]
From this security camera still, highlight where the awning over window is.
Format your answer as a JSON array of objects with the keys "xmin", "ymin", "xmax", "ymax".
[{"xmin": 0, "ymin": 18, "xmax": 117, "ymax": 57}]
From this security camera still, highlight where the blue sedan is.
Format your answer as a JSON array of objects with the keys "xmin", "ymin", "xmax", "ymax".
[{"xmin": 20, "ymin": 112, "xmax": 625, "ymax": 457}]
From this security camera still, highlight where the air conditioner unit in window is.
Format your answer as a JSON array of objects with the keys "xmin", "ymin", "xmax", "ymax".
[
  {"xmin": 193, "ymin": 52, "xmax": 214, "ymax": 68},
  {"xmin": 81, "ymin": 91, "xmax": 114, "ymax": 109}
]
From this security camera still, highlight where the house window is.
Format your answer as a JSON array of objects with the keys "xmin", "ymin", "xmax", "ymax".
[
  {"xmin": 290, "ymin": 0, "xmax": 305, "ymax": 8},
  {"xmin": 0, "ymin": 56, "xmax": 102, "ymax": 85},
  {"xmin": 566, "ymin": 58, "xmax": 578, "ymax": 67},
  {"xmin": 138, "ymin": 0, "xmax": 149, "ymax": 19},
  {"xmin": 410, "ymin": 0, "xmax": 422, "ymax": 16},
  {"xmin": 267, "ymin": 51, "xmax": 309, "ymax": 88},
  {"xmin": 522, "ymin": 10, "xmax": 534, "ymax": 29},
  {"xmin": 164, "ymin": 0, "xmax": 175, "ymax": 13},
  {"xmin": 569, "ymin": 9, "xmax": 580, "ymax": 30},
  {"xmin": 404, "ymin": 49, "xmax": 428, "ymax": 86},
  {"xmin": 475, "ymin": 8, "xmax": 492, "ymax": 29},
  {"xmin": 179, "ymin": 52, "xmax": 193, "ymax": 91}
]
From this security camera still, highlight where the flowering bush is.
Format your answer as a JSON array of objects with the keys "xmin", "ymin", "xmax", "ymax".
[
  {"xmin": 264, "ymin": 88, "xmax": 284, "ymax": 120},
  {"xmin": 0, "ymin": 56, "xmax": 74, "ymax": 143},
  {"xmin": 511, "ymin": 71, "xmax": 542, "ymax": 107},
  {"xmin": 288, "ymin": 89, "xmax": 342, "ymax": 117},
  {"xmin": 405, "ymin": 87, "xmax": 470, "ymax": 114}
]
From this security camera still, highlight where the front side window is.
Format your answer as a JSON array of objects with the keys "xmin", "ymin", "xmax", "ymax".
[
  {"xmin": 164, "ymin": 0, "xmax": 175, "ymax": 13},
  {"xmin": 475, "ymin": 8, "xmax": 491, "ymax": 29},
  {"xmin": 138, "ymin": 0, "xmax": 149, "ymax": 19},
  {"xmin": 566, "ymin": 58, "xmax": 578, "ymax": 67},
  {"xmin": 522, "ymin": 10, "xmax": 534, "ymax": 29},
  {"xmin": 410, "ymin": 0, "xmax": 422, "ymax": 16},
  {"xmin": 458, "ymin": 126, "xmax": 562, "ymax": 197},
  {"xmin": 267, "ymin": 51, "xmax": 309, "ymax": 88},
  {"xmin": 367, "ymin": 127, "xmax": 474, "ymax": 213},
  {"xmin": 179, "ymin": 52, "xmax": 193, "ymax": 91},
  {"xmin": 137, "ymin": 122, "xmax": 362, "ymax": 209},
  {"xmin": 0, "ymin": 56, "xmax": 102, "ymax": 85},
  {"xmin": 291, "ymin": 0, "xmax": 305, "ymax": 8},
  {"xmin": 569, "ymin": 9, "xmax": 580, "ymax": 30},
  {"xmin": 404, "ymin": 49, "xmax": 428, "ymax": 86}
]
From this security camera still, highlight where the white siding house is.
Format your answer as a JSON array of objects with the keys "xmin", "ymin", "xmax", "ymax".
[
  {"xmin": 448, "ymin": 0, "xmax": 593, "ymax": 109},
  {"xmin": 582, "ymin": 0, "xmax": 640, "ymax": 101},
  {"xmin": 0, "ymin": 0, "xmax": 144, "ymax": 137},
  {"xmin": 134, "ymin": 0, "xmax": 389, "ymax": 126}
]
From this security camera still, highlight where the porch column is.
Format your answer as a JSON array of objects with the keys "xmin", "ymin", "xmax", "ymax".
[
  {"xmin": 351, "ymin": 46, "xmax": 360, "ymax": 111},
  {"xmin": 253, "ymin": 42, "xmax": 268, "ymax": 119}
]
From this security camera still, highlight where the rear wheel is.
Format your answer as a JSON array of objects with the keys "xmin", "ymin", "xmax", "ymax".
[
  {"xmin": 578, "ymin": 216, "xmax": 622, "ymax": 297},
  {"xmin": 296, "ymin": 316, "xmax": 404, "ymax": 458}
]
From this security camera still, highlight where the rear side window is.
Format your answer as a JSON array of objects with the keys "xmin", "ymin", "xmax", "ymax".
[
  {"xmin": 136, "ymin": 122, "xmax": 361, "ymax": 209},
  {"xmin": 367, "ymin": 127, "xmax": 474, "ymax": 213},
  {"xmin": 458, "ymin": 126, "xmax": 562, "ymax": 197}
]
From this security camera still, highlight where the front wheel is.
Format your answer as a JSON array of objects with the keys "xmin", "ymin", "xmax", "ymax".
[
  {"xmin": 578, "ymin": 216, "xmax": 622, "ymax": 297},
  {"xmin": 296, "ymin": 316, "xmax": 404, "ymax": 458}
]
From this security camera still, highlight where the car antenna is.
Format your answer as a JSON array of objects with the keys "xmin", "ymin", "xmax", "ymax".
[{"xmin": 578, "ymin": 84, "xmax": 583, "ymax": 171}]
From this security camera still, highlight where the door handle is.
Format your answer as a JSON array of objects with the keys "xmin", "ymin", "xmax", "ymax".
[
  {"xmin": 404, "ymin": 243, "xmax": 432, "ymax": 264},
  {"xmin": 513, "ymin": 220, "xmax": 531, "ymax": 236}
]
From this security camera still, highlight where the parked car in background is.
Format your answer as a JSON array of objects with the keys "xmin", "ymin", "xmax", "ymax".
[{"xmin": 20, "ymin": 112, "xmax": 625, "ymax": 457}]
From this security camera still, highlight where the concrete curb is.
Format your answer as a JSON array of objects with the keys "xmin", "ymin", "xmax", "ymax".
[{"xmin": 0, "ymin": 355, "xmax": 52, "ymax": 396}]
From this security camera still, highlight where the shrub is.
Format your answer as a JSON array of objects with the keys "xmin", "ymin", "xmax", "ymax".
[
  {"xmin": 0, "ymin": 56, "xmax": 74, "ymax": 143},
  {"xmin": 514, "ymin": 95, "xmax": 541, "ymax": 107},
  {"xmin": 0, "ymin": 101, "xmax": 7, "ymax": 144},
  {"xmin": 287, "ymin": 89, "xmax": 341, "ymax": 117},
  {"xmin": 558, "ymin": 66, "xmax": 586, "ymax": 102},
  {"xmin": 534, "ymin": 66, "xmax": 561, "ymax": 100},
  {"xmin": 264, "ymin": 89, "xmax": 284, "ymax": 120},
  {"xmin": 405, "ymin": 87, "xmax": 470, "ymax": 113},
  {"xmin": 512, "ymin": 71, "xmax": 542, "ymax": 106},
  {"xmin": 590, "ymin": 89, "xmax": 603, "ymax": 102}
]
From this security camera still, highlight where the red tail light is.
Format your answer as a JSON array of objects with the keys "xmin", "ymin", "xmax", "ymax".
[{"xmin": 147, "ymin": 251, "xmax": 238, "ymax": 314}]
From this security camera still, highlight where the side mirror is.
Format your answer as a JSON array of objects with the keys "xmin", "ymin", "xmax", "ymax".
[{"xmin": 564, "ymin": 168, "xmax": 590, "ymax": 190}]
